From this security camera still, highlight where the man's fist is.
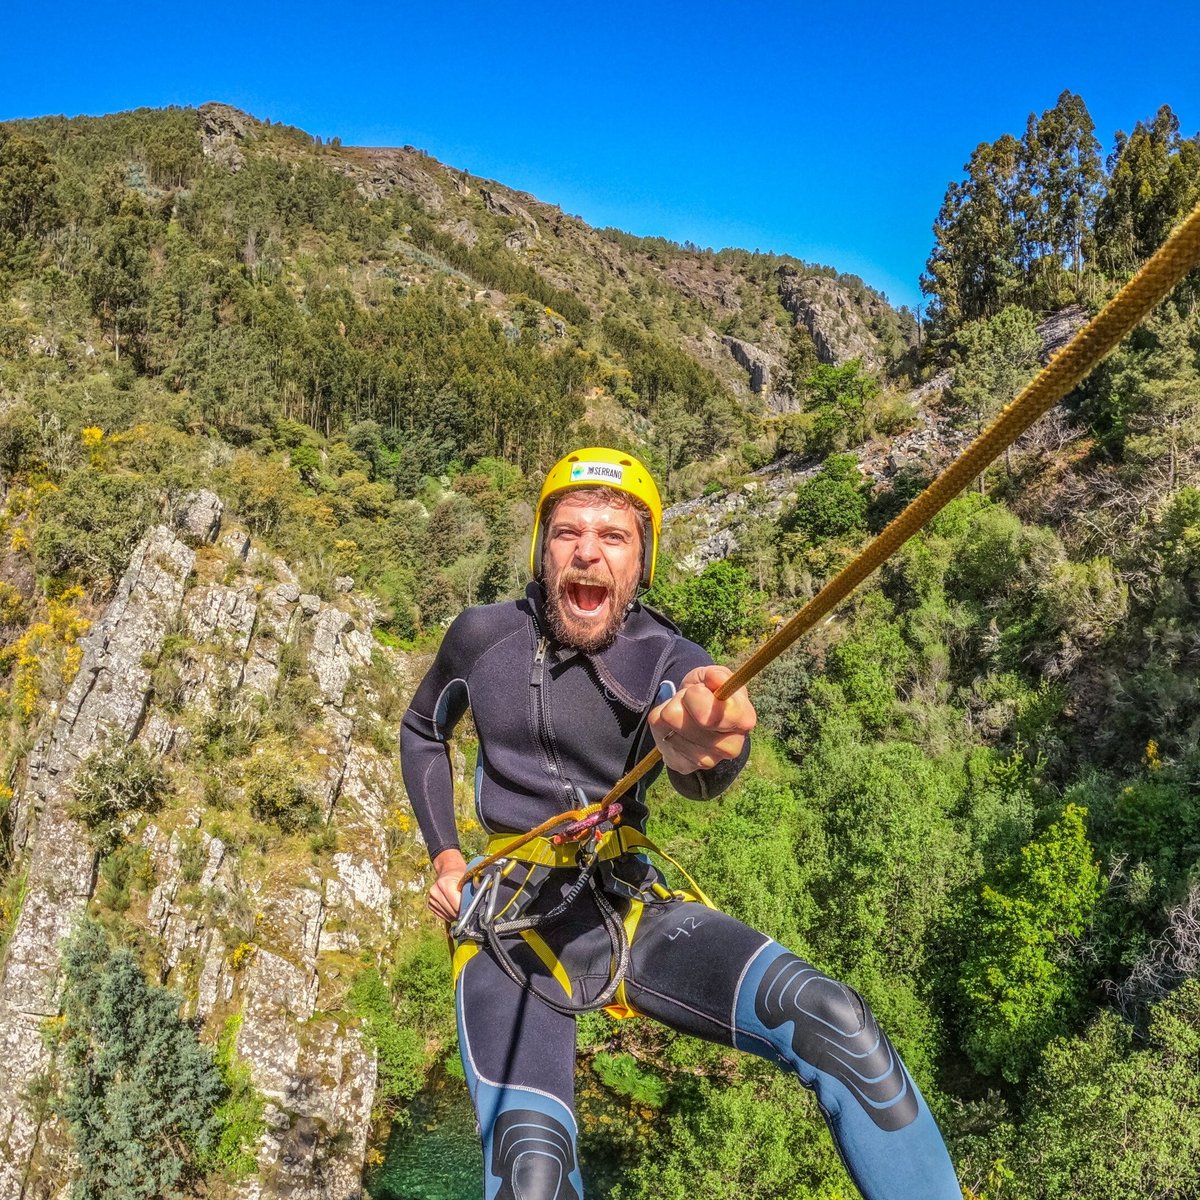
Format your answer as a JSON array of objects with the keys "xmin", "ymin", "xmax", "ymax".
[
  {"xmin": 648, "ymin": 664, "xmax": 756, "ymax": 775},
  {"xmin": 428, "ymin": 847, "xmax": 467, "ymax": 923}
]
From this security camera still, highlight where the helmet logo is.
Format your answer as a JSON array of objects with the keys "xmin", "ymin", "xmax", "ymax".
[{"xmin": 570, "ymin": 462, "xmax": 625, "ymax": 484}]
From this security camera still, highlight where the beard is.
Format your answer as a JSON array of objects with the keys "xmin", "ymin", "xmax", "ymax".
[{"xmin": 544, "ymin": 563, "xmax": 639, "ymax": 654}]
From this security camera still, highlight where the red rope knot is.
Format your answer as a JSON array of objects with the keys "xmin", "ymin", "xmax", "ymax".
[{"xmin": 551, "ymin": 801, "xmax": 623, "ymax": 845}]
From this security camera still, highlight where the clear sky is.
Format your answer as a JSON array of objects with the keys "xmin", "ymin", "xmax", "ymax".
[{"xmin": 3, "ymin": 0, "xmax": 1199, "ymax": 310}]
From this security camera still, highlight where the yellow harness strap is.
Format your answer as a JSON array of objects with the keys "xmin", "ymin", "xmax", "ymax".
[{"xmin": 482, "ymin": 826, "xmax": 717, "ymax": 909}]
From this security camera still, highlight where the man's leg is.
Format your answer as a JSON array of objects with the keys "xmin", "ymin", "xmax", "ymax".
[
  {"xmin": 622, "ymin": 900, "xmax": 960, "ymax": 1200},
  {"xmin": 457, "ymin": 947, "xmax": 584, "ymax": 1200}
]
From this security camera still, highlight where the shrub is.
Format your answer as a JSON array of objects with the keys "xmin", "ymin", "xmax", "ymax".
[
  {"xmin": 958, "ymin": 804, "xmax": 1104, "ymax": 1080},
  {"xmin": 199, "ymin": 1018, "xmax": 265, "ymax": 1182},
  {"xmin": 648, "ymin": 560, "xmax": 769, "ymax": 658},
  {"xmin": 781, "ymin": 454, "xmax": 868, "ymax": 543},
  {"xmin": 95, "ymin": 845, "xmax": 154, "ymax": 913},
  {"xmin": 240, "ymin": 735, "xmax": 319, "ymax": 832},
  {"xmin": 55, "ymin": 920, "xmax": 224, "ymax": 1199},
  {"xmin": 70, "ymin": 740, "xmax": 169, "ymax": 847},
  {"xmin": 32, "ymin": 466, "xmax": 157, "ymax": 586},
  {"xmin": 592, "ymin": 1052, "xmax": 668, "ymax": 1108},
  {"xmin": 348, "ymin": 967, "xmax": 427, "ymax": 1113}
]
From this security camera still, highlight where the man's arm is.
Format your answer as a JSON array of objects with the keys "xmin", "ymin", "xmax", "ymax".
[
  {"xmin": 399, "ymin": 610, "xmax": 479, "ymax": 920},
  {"xmin": 648, "ymin": 663, "xmax": 756, "ymax": 797}
]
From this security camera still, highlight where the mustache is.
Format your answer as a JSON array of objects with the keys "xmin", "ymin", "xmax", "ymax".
[{"xmin": 555, "ymin": 567, "xmax": 613, "ymax": 592}]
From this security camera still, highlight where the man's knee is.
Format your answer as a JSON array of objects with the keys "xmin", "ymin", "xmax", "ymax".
[
  {"xmin": 753, "ymin": 951, "xmax": 919, "ymax": 1131},
  {"xmin": 490, "ymin": 1108, "xmax": 580, "ymax": 1200}
]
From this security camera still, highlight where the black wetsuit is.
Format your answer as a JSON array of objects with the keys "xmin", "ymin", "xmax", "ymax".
[{"xmin": 401, "ymin": 584, "xmax": 959, "ymax": 1200}]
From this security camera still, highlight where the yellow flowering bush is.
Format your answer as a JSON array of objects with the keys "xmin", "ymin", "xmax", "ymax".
[{"xmin": 2, "ymin": 587, "xmax": 90, "ymax": 722}]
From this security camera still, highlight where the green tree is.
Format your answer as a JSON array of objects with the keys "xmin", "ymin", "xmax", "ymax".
[
  {"xmin": 1018, "ymin": 91, "xmax": 1103, "ymax": 301},
  {"xmin": 1122, "ymin": 304, "xmax": 1200, "ymax": 492},
  {"xmin": 82, "ymin": 193, "xmax": 155, "ymax": 362},
  {"xmin": 648, "ymin": 560, "xmax": 768, "ymax": 658},
  {"xmin": 922, "ymin": 133, "xmax": 1024, "ymax": 330},
  {"xmin": 781, "ymin": 453, "xmax": 869, "ymax": 542},
  {"xmin": 0, "ymin": 130, "xmax": 59, "ymax": 274},
  {"xmin": 56, "ymin": 920, "xmax": 224, "ymax": 1199},
  {"xmin": 1094, "ymin": 105, "xmax": 1200, "ymax": 281},
  {"xmin": 964, "ymin": 982, "xmax": 1200, "ymax": 1199},
  {"xmin": 958, "ymin": 803, "xmax": 1104, "ymax": 1080},
  {"xmin": 800, "ymin": 361, "xmax": 880, "ymax": 455},
  {"xmin": 952, "ymin": 305, "xmax": 1042, "ymax": 442}
]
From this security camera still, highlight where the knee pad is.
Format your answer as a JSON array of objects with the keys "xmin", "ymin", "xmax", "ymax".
[
  {"xmin": 491, "ymin": 1108, "xmax": 580, "ymax": 1200},
  {"xmin": 754, "ymin": 953, "xmax": 918, "ymax": 1131}
]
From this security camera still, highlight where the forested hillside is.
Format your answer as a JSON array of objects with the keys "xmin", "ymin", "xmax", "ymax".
[{"xmin": 0, "ymin": 91, "xmax": 1199, "ymax": 1200}]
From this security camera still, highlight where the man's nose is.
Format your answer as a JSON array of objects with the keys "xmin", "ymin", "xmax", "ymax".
[{"xmin": 573, "ymin": 531, "xmax": 602, "ymax": 563}]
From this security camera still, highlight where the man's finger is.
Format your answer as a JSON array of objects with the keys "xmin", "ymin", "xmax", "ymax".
[{"xmin": 678, "ymin": 683, "xmax": 755, "ymax": 733}]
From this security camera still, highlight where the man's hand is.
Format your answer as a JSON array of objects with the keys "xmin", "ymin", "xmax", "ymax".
[
  {"xmin": 649, "ymin": 664, "xmax": 756, "ymax": 775},
  {"xmin": 428, "ymin": 848, "xmax": 468, "ymax": 923}
]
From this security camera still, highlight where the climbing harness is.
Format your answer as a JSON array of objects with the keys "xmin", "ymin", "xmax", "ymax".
[
  {"xmin": 452, "ymin": 818, "xmax": 714, "ymax": 1016},
  {"xmin": 461, "ymin": 197, "xmax": 1200, "ymax": 890}
]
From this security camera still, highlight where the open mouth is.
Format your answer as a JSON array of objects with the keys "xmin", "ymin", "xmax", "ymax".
[{"xmin": 565, "ymin": 581, "xmax": 610, "ymax": 618}]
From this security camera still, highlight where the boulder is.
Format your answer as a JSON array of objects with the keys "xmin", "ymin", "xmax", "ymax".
[{"xmin": 173, "ymin": 489, "xmax": 224, "ymax": 545}]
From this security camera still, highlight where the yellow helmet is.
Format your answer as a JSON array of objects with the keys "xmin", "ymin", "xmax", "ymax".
[{"xmin": 530, "ymin": 447, "xmax": 663, "ymax": 587}]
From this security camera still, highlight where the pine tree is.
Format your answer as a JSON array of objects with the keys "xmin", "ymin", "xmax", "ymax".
[
  {"xmin": 1094, "ymin": 105, "xmax": 1200, "ymax": 280},
  {"xmin": 56, "ymin": 921, "xmax": 224, "ymax": 1200}
]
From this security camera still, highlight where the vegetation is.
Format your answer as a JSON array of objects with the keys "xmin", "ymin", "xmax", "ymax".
[
  {"xmin": 0, "ymin": 95, "xmax": 1197, "ymax": 1199},
  {"xmin": 54, "ymin": 920, "xmax": 225, "ymax": 1199},
  {"xmin": 69, "ymin": 740, "xmax": 170, "ymax": 849}
]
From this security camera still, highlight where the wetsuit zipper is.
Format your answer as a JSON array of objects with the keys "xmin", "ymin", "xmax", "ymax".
[{"xmin": 530, "ymin": 624, "xmax": 573, "ymax": 804}]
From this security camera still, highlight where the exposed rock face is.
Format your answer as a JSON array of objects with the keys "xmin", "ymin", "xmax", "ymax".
[
  {"xmin": 722, "ymin": 335, "xmax": 775, "ymax": 396},
  {"xmin": 665, "ymin": 371, "xmax": 971, "ymax": 571},
  {"xmin": 0, "ymin": 505, "xmax": 413, "ymax": 1199},
  {"xmin": 173, "ymin": 488, "xmax": 224, "ymax": 545},
  {"xmin": 777, "ymin": 269, "xmax": 890, "ymax": 370},
  {"xmin": 198, "ymin": 102, "xmax": 254, "ymax": 173},
  {"xmin": 480, "ymin": 188, "xmax": 539, "ymax": 237},
  {"xmin": 335, "ymin": 149, "xmax": 446, "ymax": 212},
  {"xmin": 663, "ymin": 263, "xmax": 741, "ymax": 313},
  {"xmin": 0, "ymin": 524, "xmax": 194, "ymax": 1199},
  {"xmin": 1037, "ymin": 304, "xmax": 1088, "ymax": 363}
]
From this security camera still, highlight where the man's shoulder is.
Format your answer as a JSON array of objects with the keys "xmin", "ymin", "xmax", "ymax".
[
  {"xmin": 624, "ymin": 603, "xmax": 712, "ymax": 672},
  {"xmin": 446, "ymin": 597, "xmax": 530, "ymax": 649}
]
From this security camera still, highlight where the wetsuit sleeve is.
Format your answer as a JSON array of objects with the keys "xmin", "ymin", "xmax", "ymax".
[
  {"xmin": 400, "ymin": 610, "xmax": 479, "ymax": 861},
  {"xmin": 662, "ymin": 636, "xmax": 751, "ymax": 801}
]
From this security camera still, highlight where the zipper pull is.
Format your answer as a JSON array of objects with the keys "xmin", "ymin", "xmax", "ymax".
[{"xmin": 534, "ymin": 638, "xmax": 548, "ymax": 666}]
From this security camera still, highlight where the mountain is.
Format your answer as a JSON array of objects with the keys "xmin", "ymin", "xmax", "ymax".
[{"xmin": 1, "ymin": 96, "xmax": 1200, "ymax": 1200}]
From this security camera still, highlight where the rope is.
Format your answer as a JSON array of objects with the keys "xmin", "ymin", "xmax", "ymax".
[{"xmin": 462, "ymin": 198, "xmax": 1200, "ymax": 886}]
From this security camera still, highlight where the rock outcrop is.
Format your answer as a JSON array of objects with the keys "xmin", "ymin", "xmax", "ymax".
[
  {"xmin": 336, "ymin": 148, "xmax": 446, "ymax": 212},
  {"xmin": 777, "ymin": 269, "xmax": 891, "ymax": 370},
  {"xmin": 480, "ymin": 189, "xmax": 539, "ymax": 237},
  {"xmin": 722, "ymin": 335, "xmax": 775, "ymax": 397},
  {"xmin": 198, "ymin": 102, "xmax": 255, "ymax": 173},
  {"xmin": 0, "ymin": 524, "xmax": 195, "ymax": 1197},
  {"xmin": 0, "ymin": 500, "xmax": 419, "ymax": 1199}
]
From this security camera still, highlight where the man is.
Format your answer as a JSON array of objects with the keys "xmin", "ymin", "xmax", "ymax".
[{"xmin": 401, "ymin": 448, "xmax": 959, "ymax": 1200}]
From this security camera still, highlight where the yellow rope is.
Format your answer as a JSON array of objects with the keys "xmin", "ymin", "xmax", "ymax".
[{"xmin": 463, "ymin": 198, "xmax": 1200, "ymax": 886}]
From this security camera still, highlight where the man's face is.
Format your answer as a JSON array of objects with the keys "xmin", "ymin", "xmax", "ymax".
[{"xmin": 542, "ymin": 492, "xmax": 642, "ymax": 653}]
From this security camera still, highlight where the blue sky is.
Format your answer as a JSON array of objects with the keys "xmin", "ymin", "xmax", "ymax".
[{"xmin": 3, "ymin": 0, "xmax": 1199, "ymax": 310}]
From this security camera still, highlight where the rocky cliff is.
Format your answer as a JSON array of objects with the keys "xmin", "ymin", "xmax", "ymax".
[{"xmin": 0, "ymin": 492, "xmax": 433, "ymax": 1200}]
